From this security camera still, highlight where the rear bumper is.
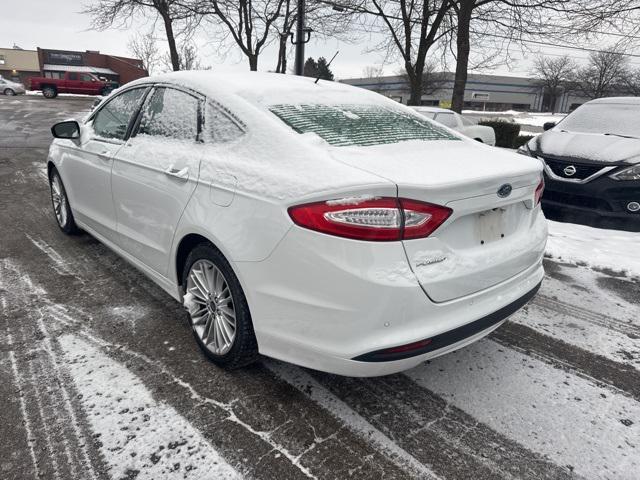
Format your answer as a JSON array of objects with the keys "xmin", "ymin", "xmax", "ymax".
[{"xmin": 235, "ymin": 225, "xmax": 545, "ymax": 377}]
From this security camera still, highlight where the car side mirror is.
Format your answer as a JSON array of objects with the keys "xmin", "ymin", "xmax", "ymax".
[
  {"xmin": 543, "ymin": 122, "xmax": 556, "ymax": 131},
  {"xmin": 51, "ymin": 120, "xmax": 80, "ymax": 139},
  {"xmin": 91, "ymin": 78, "xmax": 96, "ymax": 82}
]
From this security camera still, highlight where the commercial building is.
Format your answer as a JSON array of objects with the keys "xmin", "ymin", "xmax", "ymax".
[
  {"xmin": 341, "ymin": 73, "xmax": 593, "ymax": 113},
  {"xmin": 37, "ymin": 48, "xmax": 148, "ymax": 86},
  {"xmin": 0, "ymin": 46, "xmax": 147, "ymax": 87},
  {"xmin": 0, "ymin": 47, "xmax": 40, "ymax": 84}
]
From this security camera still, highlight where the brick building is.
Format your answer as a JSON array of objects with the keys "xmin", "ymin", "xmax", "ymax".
[{"xmin": 37, "ymin": 48, "xmax": 148, "ymax": 87}]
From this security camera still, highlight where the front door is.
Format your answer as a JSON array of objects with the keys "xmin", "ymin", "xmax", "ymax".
[
  {"xmin": 111, "ymin": 86, "xmax": 202, "ymax": 276},
  {"xmin": 64, "ymin": 86, "xmax": 148, "ymax": 242}
]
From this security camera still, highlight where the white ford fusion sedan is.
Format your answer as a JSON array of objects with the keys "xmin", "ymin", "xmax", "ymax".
[{"xmin": 47, "ymin": 71, "xmax": 547, "ymax": 376}]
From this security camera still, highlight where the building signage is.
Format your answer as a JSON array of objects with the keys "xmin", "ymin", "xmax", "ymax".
[
  {"xmin": 472, "ymin": 92, "xmax": 490, "ymax": 100},
  {"xmin": 45, "ymin": 50, "xmax": 84, "ymax": 66}
]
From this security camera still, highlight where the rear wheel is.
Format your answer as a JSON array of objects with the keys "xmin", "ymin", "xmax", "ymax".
[
  {"xmin": 182, "ymin": 244, "xmax": 258, "ymax": 369},
  {"xmin": 4, "ymin": 88, "xmax": 15, "ymax": 96},
  {"xmin": 49, "ymin": 169, "xmax": 79, "ymax": 234},
  {"xmin": 42, "ymin": 86, "xmax": 57, "ymax": 99}
]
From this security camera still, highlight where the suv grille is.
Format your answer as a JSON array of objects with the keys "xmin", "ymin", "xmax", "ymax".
[{"xmin": 543, "ymin": 158, "xmax": 604, "ymax": 180}]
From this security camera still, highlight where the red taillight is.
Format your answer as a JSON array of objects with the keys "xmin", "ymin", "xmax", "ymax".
[
  {"xmin": 288, "ymin": 197, "xmax": 452, "ymax": 241},
  {"xmin": 379, "ymin": 338, "xmax": 432, "ymax": 355},
  {"xmin": 534, "ymin": 178, "xmax": 545, "ymax": 205}
]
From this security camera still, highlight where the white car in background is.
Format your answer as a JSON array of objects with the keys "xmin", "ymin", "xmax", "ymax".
[
  {"xmin": 46, "ymin": 71, "xmax": 545, "ymax": 376},
  {"xmin": 0, "ymin": 77, "xmax": 26, "ymax": 96},
  {"xmin": 413, "ymin": 106, "xmax": 496, "ymax": 145}
]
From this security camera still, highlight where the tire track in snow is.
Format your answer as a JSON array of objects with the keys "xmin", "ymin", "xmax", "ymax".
[
  {"xmin": 532, "ymin": 294, "xmax": 640, "ymax": 338},
  {"xmin": 25, "ymin": 233, "xmax": 84, "ymax": 280},
  {"xmin": 305, "ymin": 369, "xmax": 575, "ymax": 480},
  {"xmin": 407, "ymin": 339, "xmax": 640, "ymax": 480},
  {"xmin": 6, "ymin": 334, "xmax": 41, "ymax": 480},
  {"xmin": 265, "ymin": 360, "xmax": 439, "ymax": 480},
  {"xmin": 58, "ymin": 334, "xmax": 242, "ymax": 480},
  {"xmin": 493, "ymin": 321, "xmax": 640, "ymax": 402}
]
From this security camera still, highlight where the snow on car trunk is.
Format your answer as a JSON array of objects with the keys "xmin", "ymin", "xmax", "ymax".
[{"xmin": 332, "ymin": 140, "xmax": 545, "ymax": 302}]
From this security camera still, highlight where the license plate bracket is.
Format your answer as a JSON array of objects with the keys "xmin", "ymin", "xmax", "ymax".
[{"xmin": 475, "ymin": 207, "xmax": 506, "ymax": 244}]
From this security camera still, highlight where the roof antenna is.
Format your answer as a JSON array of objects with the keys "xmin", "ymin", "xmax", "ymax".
[{"xmin": 315, "ymin": 51, "xmax": 339, "ymax": 84}]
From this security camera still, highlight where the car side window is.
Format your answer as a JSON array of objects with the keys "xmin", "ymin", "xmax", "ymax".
[
  {"xmin": 81, "ymin": 74, "xmax": 94, "ymax": 82},
  {"xmin": 204, "ymin": 101, "xmax": 245, "ymax": 144},
  {"xmin": 137, "ymin": 87, "xmax": 199, "ymax": 142},
  {"xmin": 92, "ymin": 87, "xmax": 146, "ymax": 140},
  {"xmin": 68, "ymin": 72, "xmax": 78, "ymax": 81},
  {"xmin": 435, "ymin": 113, "xmax": 458, "ymax": 128}
]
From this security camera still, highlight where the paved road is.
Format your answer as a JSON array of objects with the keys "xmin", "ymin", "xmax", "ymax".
[{"xmin": 0, "ymin": 95, "xmax": 638, "ymax": 480}]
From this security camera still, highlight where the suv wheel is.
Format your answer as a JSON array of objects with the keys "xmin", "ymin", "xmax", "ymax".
[
  {"xmin": 49, "ymin": 169, "xmax": 79, "ymax": 234},
  {"xmin": 42, "ymin": 87, "xmax": 57, "ymax": 99},
  {"xmin": 4, "ymin": 88, "xmax": 15, "ymax": 96},
  {"xmin": 182, "ymin": 244, "xmax": 259, "ymax": 369}
]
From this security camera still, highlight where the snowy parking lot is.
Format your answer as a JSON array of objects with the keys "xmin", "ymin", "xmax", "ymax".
[{"xmin": 1, "ymin": 95, "xmax": 639, "ymax": 480}]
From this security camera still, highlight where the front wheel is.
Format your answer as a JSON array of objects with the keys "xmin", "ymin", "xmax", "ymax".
[
  {"xmin": 49, "ymin": 169, "xmax": 79, "ymax": 234},
  {"xmin": 42, "ymin": 87, "xmax": 57, "ymax": 99},
  {"xmin": 182, "ymin": 244, "xmax": 258, "ymax": 369},
  {"xmin": 4, "ymin": 88, "xmax": 15, "ymax": 96}
]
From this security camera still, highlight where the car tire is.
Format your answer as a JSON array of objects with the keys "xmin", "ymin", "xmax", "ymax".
[
  {"xmin": 100, "ymin": 87, "xmax": 112, "ymax": 97},
  {"xmin": 4, "ymin": 88, "xmax": 15, "ymax": 96},
  {"xmin": 42, "ymin": 87, "xmax": 57, "ymax": 99},
  {"xmin": 49, "ymin": 168, "xmax": 80, "ymax": 234},
  {"xmin": 182, "ymin": 244, "xmax": 259, "ymax": 369}
]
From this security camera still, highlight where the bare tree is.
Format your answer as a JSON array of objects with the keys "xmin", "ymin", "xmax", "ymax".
[
  {"xmin": 622, "ymin": 67, "xmax": 640, "ymax": 96},
  {"xmin": 364, "ymin": 0, "xmax": 453, "ymax": 105},
  {"xmin": 84, "ymin": 0, "xmax": 194, "ymax": 72},
  {"xmin": 531, "ymin": 55, "xmax": 577, "ymax": 113},
  {"xmin": 396, "ymin": 61, "xmax": 447, "ymax": 100},
  {"xmin": 162, "ymin": 42, "xmax": 210, "ymax": 70},
  {"xmin": 447, "ymin": 0, "xmax": 584, "ymax": 113},
  {"xmin": 128, "ymin": 32, "xmax": 160, "ymax": 74},
  {"xmin": 183, "ymin": 0, "xmax": 286, "ymax": 71},
  {"xmin": 572, "ymin": 49, "xmax": 629, "ymax": 99}
]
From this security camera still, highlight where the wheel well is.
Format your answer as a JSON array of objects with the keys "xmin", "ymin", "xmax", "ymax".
[
  {"xmin": 42, "ymin": 84, "xmax": 57, "ymax": 91},
  {"xmin": 47, "ymin": 162, "xmax": 56, "ymax": 179},
  {"xmin": 474, "ymin": 138, "xmax": 484, "ymax": 143},
  {"xmin": 175, "ymin": 233, "xmax": 213, "ymax": 287}
]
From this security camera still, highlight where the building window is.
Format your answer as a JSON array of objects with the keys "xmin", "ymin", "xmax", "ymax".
[{"xmin": 0, "ymin": 55, "xmax": 5, "ymax": 65}]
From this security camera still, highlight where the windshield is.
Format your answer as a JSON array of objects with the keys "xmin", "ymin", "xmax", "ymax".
[
  {"xmin": 557, "ymin": 103, "xmax": 640, "ymax": 138},
  {"xmin": 269, "ymin": 104, "xmax": 459, "ymax": 147}
]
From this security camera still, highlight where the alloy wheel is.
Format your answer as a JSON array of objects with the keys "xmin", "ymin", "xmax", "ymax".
[
  {"xmin": 186, "ymin": 260, "xmax": 236, "ymax": 355},
  {"xmin": 51, "ymin": 174, "xmax": 68, "ymax": 228}
]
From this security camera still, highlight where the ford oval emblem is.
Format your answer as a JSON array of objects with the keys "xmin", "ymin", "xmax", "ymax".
[{"xmin": 497, "ymin": 184, "xmax": 512, "ymax": 198}]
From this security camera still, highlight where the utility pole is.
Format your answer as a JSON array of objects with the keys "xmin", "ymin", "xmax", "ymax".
[{"xmin": 292, "ymin": 0, "xmax": 311, "ymax": 75}]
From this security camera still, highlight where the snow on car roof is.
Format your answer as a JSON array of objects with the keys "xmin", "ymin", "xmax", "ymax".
[
  {"xmin": 587, "ymin": 96, "xmax": 640, "ymax": 105},
  {"xmin": 128, "ymin": 70, "xmax": 391, "ymax": 107},
  {"xmin": 411, "ymin": 106, "xmax": 452, "ymax": 113}
]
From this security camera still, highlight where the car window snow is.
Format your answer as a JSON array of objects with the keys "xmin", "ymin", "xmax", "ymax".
[
  {"xmin": 204, "ymin": 101, "xmax": 245, "ymax": 144},
  {"xmin": 558, "ymin": 103, "xmax": 640, "ymax": 138},
  {"xmin": 138, "ymin": 87, "xmax": 199, "ymax": 142},
  {"xmin": 92, "ymin": 87, "xmax": 146, "ymax": 140},
  {"xmin": 434, "ymin": 112, "xmax": 458, "ymax": 127},
  {"xmin": 269, "ymin": 104, "xmax": 458, "ymax": 147}
]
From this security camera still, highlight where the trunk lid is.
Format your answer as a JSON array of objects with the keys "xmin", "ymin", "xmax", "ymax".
[{"xmin": 332, "ymin": 140, "xmax": 546, "ymax": 302}]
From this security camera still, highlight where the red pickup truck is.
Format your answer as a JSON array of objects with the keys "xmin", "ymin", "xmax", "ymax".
[{"xmin": 29, "ymin": 71, "xmax": 114, "ymax": 98}]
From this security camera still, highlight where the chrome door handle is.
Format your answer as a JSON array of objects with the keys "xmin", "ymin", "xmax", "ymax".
[{"xmin": 164, "ymin": 165, "xmax": 189, "ymax": 180}]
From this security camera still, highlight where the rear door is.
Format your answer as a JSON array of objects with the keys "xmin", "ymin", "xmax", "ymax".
[{"xmin": 111, "ymin": 86, "xmax": 203, "ymax": 276}]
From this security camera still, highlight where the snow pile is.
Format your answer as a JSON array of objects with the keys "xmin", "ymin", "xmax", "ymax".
[{"xmin": 545, "ymin": 220, "xmax": 640, "ymax": 278}]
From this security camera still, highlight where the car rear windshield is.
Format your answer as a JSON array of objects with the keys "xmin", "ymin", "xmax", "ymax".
[
  {"xmin": 558, "ymin": 103, "xmax": 640, "ymax": 138},
  {"xmin": 269, "ymin": 104, "xmax": 459, "ymax": 146}
]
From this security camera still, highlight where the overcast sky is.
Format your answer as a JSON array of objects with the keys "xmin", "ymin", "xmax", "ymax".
[{"xmin": 2, "ymin": 0, "xmax": 625, "ymax": 79}]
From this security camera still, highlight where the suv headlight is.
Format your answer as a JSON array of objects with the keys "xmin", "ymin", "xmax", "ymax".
[{"xmin": 610, "ymin": 164, "xmax": 640, "ymax": 181}]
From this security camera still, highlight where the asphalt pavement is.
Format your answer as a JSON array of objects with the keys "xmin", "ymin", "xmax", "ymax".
[{"xmin": 0, "ymin": 95, "xmax": 638, "ymax": 480}]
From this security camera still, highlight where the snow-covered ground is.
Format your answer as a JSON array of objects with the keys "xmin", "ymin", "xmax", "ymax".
[{"xmin": 546, "ymin": 220, "xmax": 640, "ymax": 278}]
